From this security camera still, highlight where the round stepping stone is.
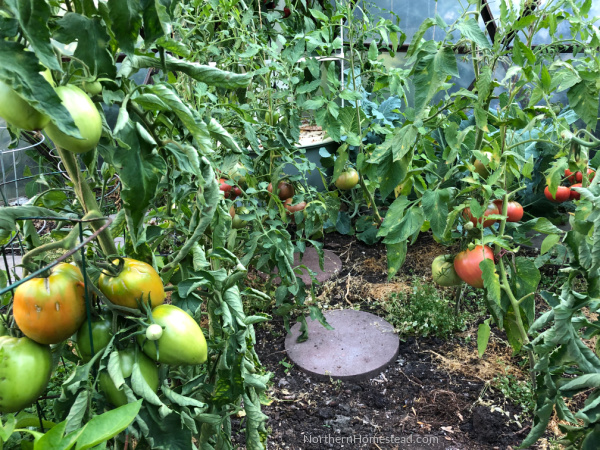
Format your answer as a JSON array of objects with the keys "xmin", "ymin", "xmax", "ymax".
[
  {"xmin": 261, "ymin": 247, "xmax": 342, "ymax": 285},
  {"xmin": 285, "ymin": 309, "xmax": 399, "ymax": 381}
]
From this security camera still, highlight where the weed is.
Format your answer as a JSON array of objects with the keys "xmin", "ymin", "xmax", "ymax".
[
  {"xmin": 492, "ymin": 374, "xmax": 535, "ymax": 419},
  {"xmin": 382, "ymin": 277, "xmax": 484, "ymax": 339},
  {"xmin": 279, "ymin": 359, "xmax": 293, "ymax": 375}
]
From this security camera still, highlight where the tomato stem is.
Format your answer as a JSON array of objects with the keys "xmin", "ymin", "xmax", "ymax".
[{"xmin": 55, "ymin": 147, "xmax": 117, "ymax": 257}]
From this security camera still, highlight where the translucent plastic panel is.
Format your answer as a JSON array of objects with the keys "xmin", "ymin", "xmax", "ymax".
[
  {"xmin": 363, "ymin": 0, "xmax": 477, "ymax": 42},
  {"xmin": 486, "ymin": 0, "xmax": 600, "ymax": 45}
]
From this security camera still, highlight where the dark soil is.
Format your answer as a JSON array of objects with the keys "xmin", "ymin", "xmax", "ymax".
[{"xmin": 248, "ymin": 232, "xmax": 547, "ymax": 450}]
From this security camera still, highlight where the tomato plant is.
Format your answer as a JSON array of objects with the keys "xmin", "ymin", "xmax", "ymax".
[
  {"xmin": 76, "ymin": 317, "xmax": 112, "ymax": 362},
  {"xmin": 544, "ymin": 185, "xmax": 571, "ymax": 203},
  {"xmin": 334, "ymin": 169, "xmax": 359, "ymax": 190},
  {"xmin": 13, "ymin": 263, "xmax": 86, "ymax": 345},
  {"xmin": 138, "ymin": 304, "xmax": 207, "ymax": 366},
  {"xmin": 98, "ymin": 348, "xmax": 159, "ymax": 407},
  {"xmin": 43, "ymin": 85, "xmax": 102, "ymax": 154},
  {"xmin": 431, "ymin": 255, "xmax": 462, "ymax": 287},
  {"xmin": 0, "ymin": 336, "xmax": 52, "ymax": 413},
  {"xmin": 453, "ymin": 246, "xmax": 494, "ymax": 289},
  {"xmin": 98, "ymin": 258, "xmax": 165, "ymax": 310}
]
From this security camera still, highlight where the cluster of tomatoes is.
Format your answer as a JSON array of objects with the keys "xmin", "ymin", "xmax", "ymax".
[
  {"xmin": 0, "ymin": 71, "xmax": 102, "ymax": 154},
  {"xmin": 431, "ymin": 198, "xmax": 524, "ymax": 290},
  {"xmin": 0, "ymin": 258, "xmax": 207, "ymax": 413},
  {"xmin": 544, "ymin": 168, "xmax": 595, "ymax": 202}
]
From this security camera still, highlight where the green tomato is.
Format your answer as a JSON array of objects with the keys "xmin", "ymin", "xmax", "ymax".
[
  {"xmin": 82, "ymin": 80, "xmax": 103, "ymax": 96},
  {"xmin": 44, "ymin": 85, "xmax": 102, "ymax": 154},
  {"xmin": 0, "ymin": 70, "xmax": 54, "ymax": 130},
  {"xmin": 98, "ymin": 348, "xmax": 159, "ymax": 407},
  {"xmin": 0, "ymin": 336, "xmax": 52, "ymax": 413},
  {"xmin": 137, "ymin": 304, "xmax": 207, "ymax": 366},
  {"xmin": 431, "ymin": 254, "xmax": 463, "ymax": 287},
  {"xmin": 98, "ymin": 258, "xmax": 165, "ymax": 310},
  {"xmin": 76, "ymin": 318, "xmax": 112, "ymax": 362},
  {"xmin": 335, "ymin": 169, "xmax": 359, "ymax": 190},
  {"xmin": 232, "ymin": 214, "xmax": 245, "ymax": 229}
]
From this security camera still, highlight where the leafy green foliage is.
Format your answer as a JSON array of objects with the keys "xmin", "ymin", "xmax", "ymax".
[{"xmin": 382, "ymin": 278, "xmax": 481, "ymax": 338}]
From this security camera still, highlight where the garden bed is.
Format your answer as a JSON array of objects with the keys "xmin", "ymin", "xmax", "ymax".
[{"xmin": 244, "ymin": 233, "xmax": 552, "ymax": 449}]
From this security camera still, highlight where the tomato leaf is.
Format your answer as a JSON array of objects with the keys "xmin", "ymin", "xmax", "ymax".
[
  {"xmin": 382, "ymin": 207, "xmax": 425, "ymax": 245},
  {"xmin": 480, "ymin": 259, "xmax": 504, "ymax": 328},
  {"xmin": 5, "ymin": 0, "xmax": 60, "ymax": 71},
  {"xmin": 422, "ymin": 189, "xmax": 450, "ymax": 239},
  {"xmin": 74, "ymin": 401, "xmax": 141, "ymax": 450},
  {"xmin": 456, "ymin": 17, "xmax": 491, "ymax": 49},
  {"xmin": 53, "ymin": 13, "xmax": 116, "ymax": 78},
  {"xmin": 107, "ymin": 0, "xmax": 142, "ymax": 55},
  {"xmin": 567, "ymin": 79, "xmax": 599, "ymax": 129},
  {"xmin": 541, "ymin": 234, "xmax": 561, "ymax": 255},
  {"xmin": 477, "ymin": 319, "xmax": 491, "ymax": 358},
  {"xmin": 120, "ymin": 55, "xmax": 252, "ymax": 89},
  {"xmin": 411, "ymin": 45, "xmax": 458, "ymax": 115},
  {"xmin": 387, "ymin": 241, "xmax": 407, "ymax": 279},
  {"xmin": 103, "ymin": 121, "xmax": 166, "ymax": 248}
]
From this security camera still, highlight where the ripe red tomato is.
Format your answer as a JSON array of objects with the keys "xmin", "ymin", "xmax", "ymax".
[
  {"xmin": 544, "ymin": 186, "xmax": 571, "ymax": 203},
  {"xmin": 267, "ymin": 181, "xmax": 295, "ymax": 200},
  {"xmin": 138, "ymin": 304, "xmax": 207, "ymax": 366},
  {"xmin": 431, "ymin": 255, "xmax": 462, "ymax": 287},
  {"xmin": 463, "ymin": 202, "xmax": 499, "ymax": 228},
  {"xmin": 565, "ymin": 168, "xmax": 595, "ymax": 184},
  {"xmin": 335, "ymin": 169, "xmax": 359, "ymax": 190},
  {"xmin": 453, "ymin": 245, "xmax": 495, "ymax": 289},
  {"xmin": 570, "ymin": 183, "xmax": 582, "ymax": 200},
  {"xmin": 44, "ymin": 85, "xmax": 102, "ymax": 154},
  {"xmin": 98, "ymin": 347, "xmax": 159, "ymax": 407},
  {"xmin": 98, "ymin": 258, "xmax": 165, "ymax": 310},
  {"xmin": 284, "ymin": 198, "xmax": 307, "ymax": 213},
  {"xmin": 76, "ymin": 317, "xmax": 112, "ymax": 362},
  {"xmin": 231, "ymin": 186, "xmax": 242, "ymax": 199},
  {"xmin": 13, "ymin": 263, "xmax": 86, "ymax": 345},
  {"xmin": 219, "ymin": 178, "xmax": 232, "ymax": 198},
  {"xmin": 283, "ymin": 7, "xmax": 291, "ymax": 17},
  {"xmin": 0, "ymin": 336, "xmax": 52, "ymax": 413},
  {"xmin": 493, "ymin": 200, "xmax": 524, "ymax": 222}
]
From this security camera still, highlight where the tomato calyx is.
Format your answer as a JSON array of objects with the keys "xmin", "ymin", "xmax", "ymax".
[{"xmin": 97, "ymin": 257, "xmax": 126, "ymax": 278}]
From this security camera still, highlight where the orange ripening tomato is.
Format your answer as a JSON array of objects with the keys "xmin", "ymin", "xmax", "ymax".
[
  {"xmin": 13, "ymin": 263, "xmax": 86, "ymax": 345},
  {"xmin": 453, "ymin": 245, "xmax": 494, "ymax": 289},
  {"xmin": 98, "ymin": 258, "xmax": 165, "ymax": 309}
]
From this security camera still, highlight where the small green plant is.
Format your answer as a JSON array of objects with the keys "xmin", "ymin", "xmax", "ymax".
[
  {"xmin": 492, "ymin": 374, "xmax": 535, "ymax": 420},
  {"xmin": 383, "ymin": 278, "xmax": 481, "ymax": 338},
  {"xmin": 279, "ymin": 359, "xmax": 293, "ymax": 375}
]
